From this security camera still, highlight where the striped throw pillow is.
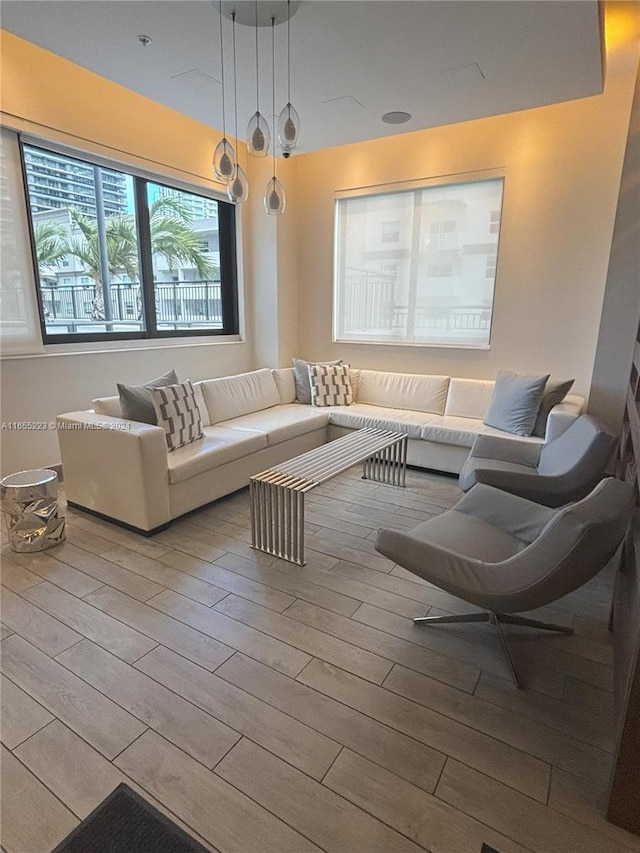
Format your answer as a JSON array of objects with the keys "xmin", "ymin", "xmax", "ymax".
[
  {"xmin": 309, "ymin": 364, "xmax": 353, "ymax": 407},
  {"xmin": 150, "ymin": 380, "xmax": 204, "ymax": 452}
]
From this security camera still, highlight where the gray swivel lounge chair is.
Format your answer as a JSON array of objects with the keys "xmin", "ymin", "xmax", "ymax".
[
  {"xmin": 458, "ymin": 414, "xmax": 616, "ymax": 507},
  {"xmin": 375, "ymin": 477, "xmax": 633, "ymax": 686}
]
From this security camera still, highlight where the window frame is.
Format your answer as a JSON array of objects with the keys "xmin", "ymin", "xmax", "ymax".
[{"xmin": 19, "ymin": 138, "xmax": 239, "ymax": 345}]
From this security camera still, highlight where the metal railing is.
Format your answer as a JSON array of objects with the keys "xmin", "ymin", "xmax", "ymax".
[
  {"xmin": 40, "ymin": 280, "xmax": 223, "ymax": 332},
  {"xmin": 342, "ymin": 269, "xmax": 395, "ymax": 332},
  {"xmin": 392, "ymin": 305, "xmax": 491, "ymax": 331},
  {"xmin": 341, "ymin": 269, "xmax": 490, "ymax": 335}
]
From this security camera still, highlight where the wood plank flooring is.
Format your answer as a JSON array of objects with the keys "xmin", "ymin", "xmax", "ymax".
[{"xmin": 2, "ymin": 467, "xmax": 639, "ymax": 853}]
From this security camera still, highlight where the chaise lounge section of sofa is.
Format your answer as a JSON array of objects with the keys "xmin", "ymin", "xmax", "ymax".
[{"xmin": 57, "ymin": 367, "xmax": 583, "ymax": 533}]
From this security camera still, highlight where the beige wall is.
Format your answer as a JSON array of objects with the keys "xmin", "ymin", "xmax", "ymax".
[
  {"xmin": 0, "ymin": 32, "xmax": 257, "ymax": 472},
  {"xmin": 289, "ymin": 68, "xmax": 637, "ymax": 399}
]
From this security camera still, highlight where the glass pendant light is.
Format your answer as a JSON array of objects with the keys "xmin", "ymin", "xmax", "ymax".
[
  {"xmin": 228, "ymin": 163, "xmax": 250, "ymax": 203},
  {"xmin": 213, "ymin": 139, "xmax": 236, "ymax": 182},
  {"xmin": 277, "ymin": 0, "xmax": 300, "ymax": 152},
  {"xmin": 213, "ymin": 0, "xmax": 236, "ymax": 181},
  {"xmin": 228, "ymin": 11, "xmax": 249, "ymax": 203},
  {"xmin": 265, "ymin": 18, "xmax": 286, "ymax": 215},
  {"xmin": 246, "ymin": 0, "xmax": 270, "ymax": 157},
  {"xmin": 265, "ymin": 175, "xmax": 286, "ymax": 214}
]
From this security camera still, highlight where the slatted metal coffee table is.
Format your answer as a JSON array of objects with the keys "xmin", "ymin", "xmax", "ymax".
[{"xmin": 250, "ymin": 427, "xmax": 407, "ymax": 565}]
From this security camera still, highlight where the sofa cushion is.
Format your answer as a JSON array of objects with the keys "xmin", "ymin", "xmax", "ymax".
[
  {"xmin": 167, "ymin": 426, "xmax": 267, "ymax": 485},
  {"xmin": 329, "ymin": 403, "xmax": 439, "ymax": 438},
  {"xmin": 310, "ymin": 364, "xmax": 353, "ymax": 407},
  {"xmin": 356, "ymin": 370, "xmax": 450, "ymax": 415},
  {"xmin": 117, "ymin": 369, "xmax": 179, "ymax": 425},
  {"xmin": 201, "ymin": 369, "xmax": 280, "ymax": 424},
  {"xmin": 271, "ymin": 368, "xmax": 296, "ymax": 404},
  {"xmin": 423, "ymin": 416, "xmax": 544, "ymax": 448},
  {"xmin": 150, "ymin": 380, "xmax": 203, "ymax": 452},
  {"xmin": 483, "ymin": 370, "xmax": 549, "ymax": 436},
  {"xmin": 191, "ymin": 381, "xmax": 210, "ymax": 427},
  {"xmin": 349, "ymin": 368, "xmax": 361, "ymax": 399},
  {"xmin": 445, "ymin": 378, "xmax": 495, "ymax": 420},
  {"xmin": 218, "ymin": 404, "xmax": 330, "ymax": 447}
]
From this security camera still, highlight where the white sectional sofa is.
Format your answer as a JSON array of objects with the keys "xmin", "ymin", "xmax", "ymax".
[{"xmin": 57, "ymin": 367, "xmax": 583, "ymax": 534}]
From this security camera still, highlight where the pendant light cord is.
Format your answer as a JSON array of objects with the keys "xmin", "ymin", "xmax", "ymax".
[
  {"xmin": 218, "ymin": 0, "xmax": 227, "ymax": 136},
  {"xmin": 271, "ymin": 16, "xmax": 277, "ymax": 177},
  {"xmin": 254, "ymin": 1, "xmax": 260, "ymax": 113},
  {"xmin": 287, "ymin": 0, "xmax": 291, "ymax": 104},
  {"xmin": 232, "ymin": 10, "xmax": 239, "ymax": 166}
]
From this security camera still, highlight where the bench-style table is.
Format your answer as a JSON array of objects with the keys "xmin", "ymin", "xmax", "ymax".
[{"xmin": 250, "ymin": 427, "xmax": 407, "ymax": 565}]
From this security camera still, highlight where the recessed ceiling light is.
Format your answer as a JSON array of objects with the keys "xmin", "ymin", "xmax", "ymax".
[
  {"xmin": 137, "ymin": 34, "xmax": 152, "ymax": 47},
  {"xmin": 382, "ymin": 111, "xmax": 411, "ymax": 124}
]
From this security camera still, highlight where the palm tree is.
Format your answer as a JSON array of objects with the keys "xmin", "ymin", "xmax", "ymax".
[
  {"xmin": 64, "ymin": 197, "xmax": 216, "ymax": 321},
  {"xmin": 148, "ymin": 196, "xmax": 216, "ymax": 281},
  {"xmin": 34, "ymin": 220, "xmax": 69, "ymax": 318},
  {"xmin": 34, "ymin": 221, "xmax": 68, "ymax": 278}
]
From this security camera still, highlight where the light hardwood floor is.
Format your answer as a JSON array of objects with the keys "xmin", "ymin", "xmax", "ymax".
[{"xmin": 1, "ymin": 467, "xmax": 639, "ymax": 853}]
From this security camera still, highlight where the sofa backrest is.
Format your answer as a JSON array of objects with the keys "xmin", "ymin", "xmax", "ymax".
[
  {"xmin": 93, "ymin": 395, "xmax": 122, "ymax": 418},
  {"xmin": 201, "ymin": 368, "xmax": 280, "ymax": 424},
  {"xmin": 444, "ymin": 378, "xmax": 496, "ymax": 420},
  {"xmin": 94, "ymin": 384, "xmax": 213, "ymax": 426},
  {"xmin": 356, "ymin": 370, "xmax": 450, "ymax": 415},
  {"xmin": 271, "ymin": 368, "xmax": 296, "ymax": 404}
]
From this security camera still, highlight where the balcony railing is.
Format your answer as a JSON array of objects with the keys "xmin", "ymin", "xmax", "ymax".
[
  {"xmin": 40, "ymin": 280, "xmax": 223, "ymax": 333},
  {"xmin": 340, "ymin": 268, "xmax": 491, "ymax": 339},
  {"xmin": 391, "ymin": 305, "xmax": 491, "ymax": 331},
  {"xmin": 342, "ymin": 269, "xmax": 396, "ymax": 332}
]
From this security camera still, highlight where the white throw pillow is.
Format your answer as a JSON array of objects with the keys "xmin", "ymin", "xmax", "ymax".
[
  {"xmin": 309, "ymin": 364, "xmax": 353, "ymax": 407},
  {"xmin": 150, "ymin": 380, "xmax": 203, "ymax": 452}
]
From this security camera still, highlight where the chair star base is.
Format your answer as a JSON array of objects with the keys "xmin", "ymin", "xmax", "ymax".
[{"xmin": 412, "ymin": 610, "xmax": 573, "ymax": 688}]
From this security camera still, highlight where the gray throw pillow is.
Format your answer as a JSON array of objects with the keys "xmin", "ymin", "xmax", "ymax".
[
  {"xmin": 292, "ymin": 358, "xmax": 342, "ymax": 405},
  {"xmin": 117, "ymin": 369, "xmax": 179, "ymax": 424},
  {"xmin": 483, "ymin": 370, "xmax": 550, "ymax": 436},
  {"xmin": 532, "ymin": 378, "xmax": 575, "ymax": 437}
]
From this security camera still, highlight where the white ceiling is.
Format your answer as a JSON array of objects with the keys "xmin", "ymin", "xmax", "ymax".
[{"xmin": 1, "ymin": 1, "xmax": 603, "ymax": 154}]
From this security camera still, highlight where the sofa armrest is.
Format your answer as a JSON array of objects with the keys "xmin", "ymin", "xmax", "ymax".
[
  {"xmin": 545, "ymin": 395, "xmax": 584, "ymax": 443},
  {"xmin": 470, "ymin": 434, "xmax": 541, "ymax": 467},
  {"xmin": 57, "ymin": 411, "xmax": 170, "ymax": 532}
]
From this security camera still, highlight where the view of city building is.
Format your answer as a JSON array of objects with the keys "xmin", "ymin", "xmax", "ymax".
[{"xmin": 23, "ymin": 146, "xmax": 128, "ymax": 216}]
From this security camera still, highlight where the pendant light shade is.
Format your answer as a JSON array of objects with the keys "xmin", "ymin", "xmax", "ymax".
[
  {"xmin": 247, "ymin": 111, "xmax": 270, "ymax": 157},
  {"xmin": 277, "ymin": 103, "xmax": 300, "ymax": 150},
  {"xmin": 214, "ymin": 0, "xmax": 235, "ymax": 183},
  {"xmin": 213, "ymin": 138, "xmax": 237, "ymax": 181},
  {"xmin": 278, "ymin": 0, "xmax": 300, "ymax": 151},
  {"xmin": 227, "ymin": 10, "xmax": 249, "ymax": 204},
  {"xmin": 264, "ymin": 16, "xmax": 286, "ymax": 216},
  {"xmin": 227, "ymin": 163, "xmax": 250, "ymax": 203},
  {"xmin": 247, "ymin": 1, "xmax": 270, "ymax": 158},
  {"xmin": 264, "ymin": 176, "xmax": 286, "ymax": 215}
]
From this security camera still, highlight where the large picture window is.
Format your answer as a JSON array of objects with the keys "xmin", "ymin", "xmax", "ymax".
[
  {"xmin": 21, "ymin": 141, "xmax": 239, "ymax": 343},
  {"xmin": 334, "ymin": 176, "xmax": 504, "ymax": 348}
]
